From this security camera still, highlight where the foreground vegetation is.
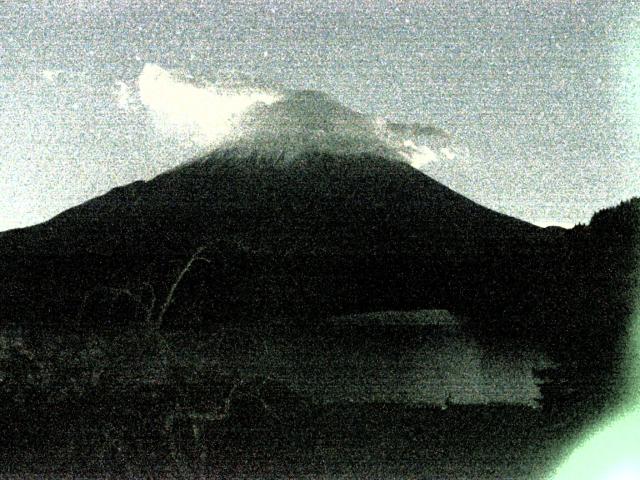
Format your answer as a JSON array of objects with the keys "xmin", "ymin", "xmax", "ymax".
[{"xmin": 0, "ymin": 325, "xmax": 588, "ymax": 479}]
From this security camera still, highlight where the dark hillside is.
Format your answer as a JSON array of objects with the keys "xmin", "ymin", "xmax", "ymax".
[{"xmin": 0, "ymin": 150, "xmax": 554, "ymax": 330}]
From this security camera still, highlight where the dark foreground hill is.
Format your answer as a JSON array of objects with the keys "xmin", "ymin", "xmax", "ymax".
[{"xmin": 0, "ymin": 149, "xmax": 560, "ymax": 330}]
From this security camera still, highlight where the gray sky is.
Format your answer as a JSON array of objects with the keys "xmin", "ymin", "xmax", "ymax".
[{"xmin": 1, "ymin": 0, "xmax": 639, "ymax": 231}]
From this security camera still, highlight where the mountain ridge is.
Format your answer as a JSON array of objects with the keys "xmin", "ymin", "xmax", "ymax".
[
  {"xmin": 0, "ymin": 149, "xmax": 542, "ymax": 256},
  {"xmin": 0, "ymin": 149, "xmax": 624, "ymax": 337}
]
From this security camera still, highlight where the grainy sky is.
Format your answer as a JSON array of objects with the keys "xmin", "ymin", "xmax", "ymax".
[{"xmin": 1, "ymin": 0, "xmax": 639, "ymax": 231}]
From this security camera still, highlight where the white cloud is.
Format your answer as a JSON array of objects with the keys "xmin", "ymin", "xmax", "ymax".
[
  {"xmin": 440, "ymin": 146, "xmax": 457, "ymax": 161},
  {"xmin": 137, "ymin": 63, "xmax": 280, "ymax": 147},
  {"xmin": 115, "ymin": 80, "xmax": 134, "ymax": 110},
  {"xmin": 134, "ymin": 64, "xmax": 457, "ymax": 170},
  {"xmin": 400, "ymin": 139, "xmax": 439, "ymax": 168},
  {"xmin": 41, "ymin": 69, "xmax": 63, "ymax": 84},
  {"xmin": 531, "ymin": 219, "xmax": 576, "ymax": 229}
]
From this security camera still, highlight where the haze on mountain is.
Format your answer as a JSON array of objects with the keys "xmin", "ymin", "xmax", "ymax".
[{"xmin": 2, "ymin": 3, "xmax": 640, "ymax": 476}]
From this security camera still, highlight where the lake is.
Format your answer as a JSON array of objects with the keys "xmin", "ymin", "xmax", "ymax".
[{"xmin": 219, "ymin": 310, "xmax": 550, "ymax": 406}]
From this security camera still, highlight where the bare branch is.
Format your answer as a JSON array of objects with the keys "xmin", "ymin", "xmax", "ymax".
[
  {"xmin": 156, "ymin": 246, "xmax": 210, "ymax": 329},
  {"xmin": 218, "ymin": 378, "xmax": 244, "ymax": 420}
]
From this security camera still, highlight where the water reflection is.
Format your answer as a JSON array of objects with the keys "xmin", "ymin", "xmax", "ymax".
[{"xmin": 222, "ymin": 310, "xmax": 549, "ymax": 406}]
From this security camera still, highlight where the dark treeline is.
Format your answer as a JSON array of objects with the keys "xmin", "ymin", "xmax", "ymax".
[{"xmin": 533, "ymin": 198, "xmax": 640, "ymax": 419}]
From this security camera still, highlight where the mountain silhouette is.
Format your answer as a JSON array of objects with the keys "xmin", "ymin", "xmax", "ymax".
[
  {"xmin": 0, "ymin": 149, "xmax": 633, "ymax": 342},
  {"xmin": 0, "ymin": 150, "xmax": 547, "ymax": 326}
]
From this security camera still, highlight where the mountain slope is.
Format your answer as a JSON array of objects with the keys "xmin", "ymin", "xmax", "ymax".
[{"xmin": 0, "ymin": 150, "xmax": 556, "ymax": 328}]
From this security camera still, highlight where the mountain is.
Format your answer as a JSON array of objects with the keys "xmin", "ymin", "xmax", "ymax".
[
  {"xmin": 0, "ymin": 149, "xmax": 564, "ymax": 330},
  {"xmin": 0, "ymin": 148, "xmax": 638, "ymax": 471}
]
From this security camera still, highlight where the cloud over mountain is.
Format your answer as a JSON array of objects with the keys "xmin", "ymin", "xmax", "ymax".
[{"xmin": 135, "ymin": 63, "xmax": 459, "ymax": 169}]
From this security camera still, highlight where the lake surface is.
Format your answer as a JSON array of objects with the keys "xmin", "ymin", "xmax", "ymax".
[{"xmin": 220, "ymin": 310, "xmax": 550, "ymax": 406}]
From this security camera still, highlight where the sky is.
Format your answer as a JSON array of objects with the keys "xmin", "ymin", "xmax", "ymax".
[{"xmin": 1, "ymin": 0, "xmax": 640, "ymax": 231}]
